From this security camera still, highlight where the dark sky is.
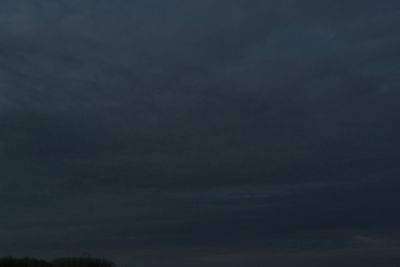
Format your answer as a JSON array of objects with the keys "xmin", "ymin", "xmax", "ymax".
[{"xmin": 1, "ymin": 1, "xmax": 400, "ymax": 266}]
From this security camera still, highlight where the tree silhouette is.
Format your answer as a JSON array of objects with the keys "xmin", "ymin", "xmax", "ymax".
[{"xmin": 0, "ymin": 257, "xmax": 115, "ymax": 267}]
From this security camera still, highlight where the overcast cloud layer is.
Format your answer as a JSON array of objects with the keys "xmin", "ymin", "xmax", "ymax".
[{"xmin": 0, "ymin": 1, "xmax": 400, "ymax": 266}]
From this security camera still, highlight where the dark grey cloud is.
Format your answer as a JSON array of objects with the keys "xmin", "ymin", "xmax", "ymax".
[{"xmin": 0, "ymin": 1, "xmax": 400, "ymax": 266}]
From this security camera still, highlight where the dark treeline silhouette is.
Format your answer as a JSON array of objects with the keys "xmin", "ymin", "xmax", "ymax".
[{"xmin": 0, "ymin": 258, "xmax": 115, "ymax": 267}]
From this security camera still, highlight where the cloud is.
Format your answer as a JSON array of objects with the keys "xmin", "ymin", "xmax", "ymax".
[{"xmin": 0, "ymin": 1, "xmax": 400, "ymax": 265}]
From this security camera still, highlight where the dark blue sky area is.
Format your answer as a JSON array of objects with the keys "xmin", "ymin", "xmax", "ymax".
[{"xmin": 0, "ymin": 1, "xmax": 400, "ymax": 266}]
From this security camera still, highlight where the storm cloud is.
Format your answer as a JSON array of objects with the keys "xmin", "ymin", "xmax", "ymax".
[{"xmin": 0, "ymin": 1, "xmax": 400, "ymax": 266}]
